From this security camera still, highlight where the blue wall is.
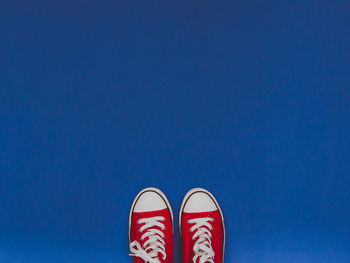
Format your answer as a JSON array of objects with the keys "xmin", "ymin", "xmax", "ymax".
[{"xmin": 1, "ymin": 0, "xmax": 349, "ymax": 262}]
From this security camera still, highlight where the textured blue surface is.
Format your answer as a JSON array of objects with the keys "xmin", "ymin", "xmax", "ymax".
[{"xmin": 1, "ymin": 1, "xmax": 350, "ymax": 262}]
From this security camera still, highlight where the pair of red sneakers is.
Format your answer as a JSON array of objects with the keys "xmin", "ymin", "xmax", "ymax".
[{"xmin": 129, "ymin": 188, "xmax": 225, "ymax": 263}]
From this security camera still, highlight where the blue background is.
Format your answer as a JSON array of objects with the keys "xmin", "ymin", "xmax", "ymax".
[{"xmin": 1, "ymin": 0, "xmax": 350, "ymax": 262}]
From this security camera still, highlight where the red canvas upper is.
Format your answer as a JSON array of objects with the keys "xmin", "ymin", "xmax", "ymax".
[
  {"xmin": 130, "ymin": 208, "xmax": 173, "ymax": 263},
  {"xmin": 180, "ymin": 210, "xmax": 224, "ymax": 263}
]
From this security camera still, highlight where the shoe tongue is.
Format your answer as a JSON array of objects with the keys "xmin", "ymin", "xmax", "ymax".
[
  {"xmin": 142, "ymin": 236, "xmax": 164, "ymax": 262},
  {"xmin": 196, "ymin": 258, "xmax": 213, "ymax": 263}
]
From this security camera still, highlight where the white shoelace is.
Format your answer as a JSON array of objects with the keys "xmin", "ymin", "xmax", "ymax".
[
  {"xmin": 188, "ymin": 217, "xmax": 215, "ymax": 263},
  {"xmin": 129, "ymin": 216, "xmax": 166, "ymax": 263}
]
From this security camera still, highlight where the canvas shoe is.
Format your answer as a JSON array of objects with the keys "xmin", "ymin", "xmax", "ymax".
[
  {"xmin": 129, "ymin": 187, "xmax": 174, "ymax": 263},
  {"xmin": 179, "ymin": 188, "xmax": 225, "ymax": 263}
]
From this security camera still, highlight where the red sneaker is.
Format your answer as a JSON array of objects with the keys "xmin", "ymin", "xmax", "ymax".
[
  {"xmin": 179, "ymin": 188, "xmax": 225, "ymax": 263},
  {"xmin": 129, "ymin": 188, "xmax": 174, "ymax": 263}
]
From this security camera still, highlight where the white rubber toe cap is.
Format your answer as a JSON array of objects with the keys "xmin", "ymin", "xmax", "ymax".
[
  {"xmin": 183, "ymin": 190, "xmax": 218, "ymax": 213},
  {"xmin": 133, "ymin": 189, "xmax": 167, "ymax": 212}
]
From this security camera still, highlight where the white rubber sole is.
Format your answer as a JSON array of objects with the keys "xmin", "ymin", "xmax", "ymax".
[
  {"xmin": 128, "ymin": 187, "xmax": 174, "ymax": 242},
  {"xmin": 179, "ymin": 187, "xmax": 225, "ymax": 262}
]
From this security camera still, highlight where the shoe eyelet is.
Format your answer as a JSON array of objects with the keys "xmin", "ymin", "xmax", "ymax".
[
  {"xmin": 163, "ymin": 227, "xmax": 166, "ymax": 230},
  {"xmin": 187, "ymin": 220, "xmax": 190, "ymax": 224},
  {"xmin": 138, "ymin": 229, "xmax": 142, "ymax": 233},
  {"xmin": 211, "ymin": 218, "xmax": 214, "ymax": 222}
]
